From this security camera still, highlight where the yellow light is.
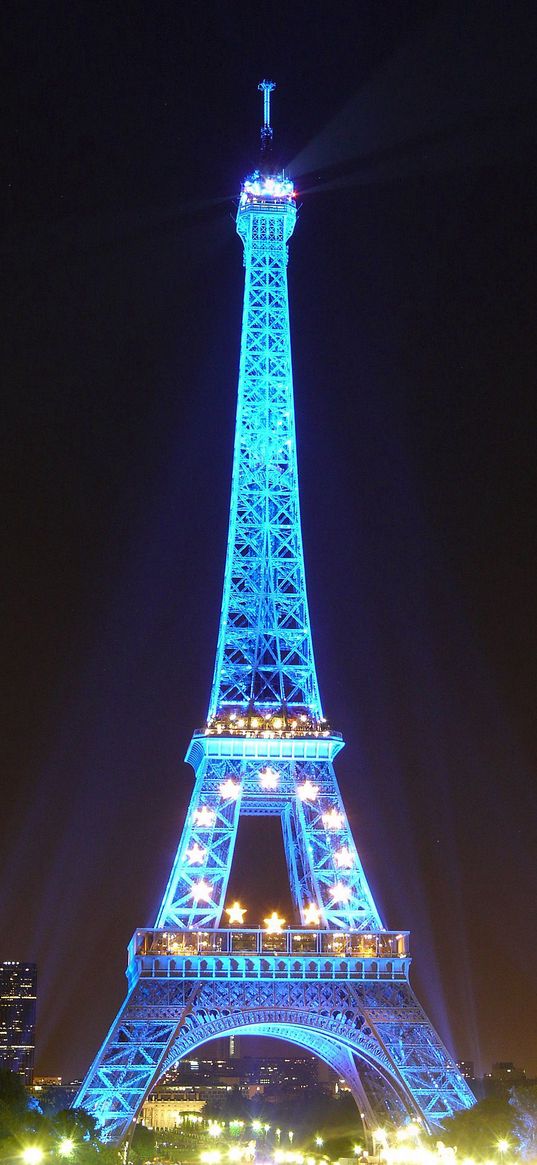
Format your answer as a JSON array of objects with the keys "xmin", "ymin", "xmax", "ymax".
[
  {"xmin": 315, "ymin": 1138, "xmax": 324, "ymax": 1148},
  {"xmin": 226, "ymin": 901, "xmax": 246, "ymax": 925},
  {"xmin": 303, "ymin": 903, "xmax": 322, "ymax": 926},
  {"xmin": 297, "ymin": 780, "xmax": 319, "ymax": 802},
  {"xmin": 219, "ymin": 779, "xmax": 241, "ymax": 800},
  {"xmin": 334, "ymin": 846, "xmax": 354, "ymax": 868},
  {"xmin": 201, "ymin": 1153, "xmax": 221, "ymax": 1165},
  {"xmin": 193, "ymin": 806, "xmax": 216, "ymax": 827},
  {"xmin": 191, "ymin": 879, "xmax": 213, "ymax": 902},
  {"xmin": 353, "ymin": 1147, "xmax": 362, "ymax": 1157},
  {"xmin": 22, "ymin": 1151, "xmax": 44, "ymax": 1165},
  {"xmin": 264, "ymin": 910, "xmax": 285, "ymax": 933},
  {"xmin": 251, "ymin": 717, "xmax": 260, "ymax": 728},
  {"xmin": 185, "ymin": 842, "xmax": 207, "ymax": 865},
  {"xmin": 272, "ymin": 717, "xmax": 283, "ymax": 729},
  {"xmin": 497, "ymin": 1143, "xmax": 510, "ymax": 1155},
  {"xmin": 260, "ymin": 767, "xmax": 279, "ymax": 789},
  {"xmin": 208, "ymin": 1124, "xmax": 222, "ymax": 1138},
  {"xmin": 322, "ymin": 808, "xmax": 344, "ymax": 830},
  {"xmin": 59, "ymin": 1140, "xmax": 75, "ymax": 1158}
]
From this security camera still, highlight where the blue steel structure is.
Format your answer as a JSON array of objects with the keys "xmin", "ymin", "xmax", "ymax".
[{"xmin": 73, "ymin": 83, "xmax": 474, "ymax": 1142}]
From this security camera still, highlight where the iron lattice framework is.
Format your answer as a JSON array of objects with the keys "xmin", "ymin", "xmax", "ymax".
[
  {"xmin": 73, "ymin": 83, "xmax": 475, "ymax": 1142},
  {"xmin": 209, "ymin": 173, "xmax": 320, "ymax": 718}
]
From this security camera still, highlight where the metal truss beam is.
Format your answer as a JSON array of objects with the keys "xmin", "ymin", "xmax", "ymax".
[{"xmin": 73, "ymin": 968, "xmax": 474, "ymax": 1142}]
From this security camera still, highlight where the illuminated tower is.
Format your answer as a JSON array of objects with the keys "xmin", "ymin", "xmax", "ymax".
[{"xmin": 73, "ymin": 83, "xmax": 474, "ymax": 1141}]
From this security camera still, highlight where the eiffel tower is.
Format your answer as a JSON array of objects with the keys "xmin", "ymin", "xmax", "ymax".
[{"xmin": 73, "ymin": 82, "xmax": 475, "ymax": 1142}]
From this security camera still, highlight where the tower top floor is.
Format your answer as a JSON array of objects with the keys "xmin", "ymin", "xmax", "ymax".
[{"xmin": 236, "ymin": 81, "xmax": 297, "ymax": 239}]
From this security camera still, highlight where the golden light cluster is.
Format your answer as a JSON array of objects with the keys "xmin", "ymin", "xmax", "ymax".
[{"xmin": 204, "ymin": 706, "xmax": 333, "ymax": 740}]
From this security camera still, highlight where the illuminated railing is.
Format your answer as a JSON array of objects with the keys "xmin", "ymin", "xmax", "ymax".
[
  {"xmin": 204, "ymin": 708, "xmax": 339, "ymax": 740},
  {"xmin": 133, "ymin": 928, "xmax": 409, "ymax": 959}
]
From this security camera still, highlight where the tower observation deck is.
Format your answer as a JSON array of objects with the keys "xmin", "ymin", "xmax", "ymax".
[{"xmin": 72, "ymin": 82, "xmax": 475, "ymax": 1142}]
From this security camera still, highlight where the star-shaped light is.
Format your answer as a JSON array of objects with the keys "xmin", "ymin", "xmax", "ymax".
[
  {"xmin": 219, "ymin": 779, "xmax": 241, "ymax": 800},
  {"xmin": 334, "ymin": 845, "xmax": 354, "ymax": 868},
  {"xmin": 297, "ymin": 780, "xmax": 319, "ymax": 802},
  {"xmin": 322, "ymin": 808, "xmax": 344, "ymax": 830},
  {"xmin": 264, "ymin": 910, "xmax": 285, "ymax": 933},
  {"xmin": 226, "ymin": 901, "xmax": 246, "ymax": 925},
  {"xmin": 303, "ymin": 903, "xmax": 322, "ymax": 926},
  {"xmin": 259, "ymin": 767, "xmax": 279, "ymax": 790},
  {"xmin": 193, "ymin": 805, "xmax": 216, "ymax": 827},
  {"xmin": 329, "ymin": 882, "xmax": 352, "ymax": 904},
  {"xmin": 185, "ymin": 842, "xmax": 206, "ymax": 865},
  {"xmin": 191, "ymin": 878, "xmax": 213, "ymax": 902}
]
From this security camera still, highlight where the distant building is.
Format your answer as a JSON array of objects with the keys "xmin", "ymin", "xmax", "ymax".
[
  {"xmin": 141, "ymin": 1098, "xmax": 205, "ymax": 1130},
  {"xmin": 491, "ymin": 1062, "xmax": 526, "ymax": 1084},
  {"xmin": 0, "ymin": 962, "xmax": 37, "ymax": 1084},
  {"xmin": 457, "ymin": 1060, "xmax": 475, "ymax": 1080}
]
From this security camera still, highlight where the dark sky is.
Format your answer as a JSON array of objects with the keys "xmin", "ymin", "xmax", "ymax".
[{"xmin": 3, "ymin": 1, "xmax": 537, "ymax": 1083}]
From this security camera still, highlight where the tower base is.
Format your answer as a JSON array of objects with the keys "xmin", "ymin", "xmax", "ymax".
[{"xmin": 73, "ymin": 929, "xmax": 474, "ymax": 1142}]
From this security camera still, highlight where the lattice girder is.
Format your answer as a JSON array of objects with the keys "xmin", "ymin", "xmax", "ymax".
[
  {"xmin": 73, "ymin": 964, "xmax": 474, "ymax": 1142},
  {"xmin": 155, "ymin": 734, "xmax": 382, "ymax": 932},
  {"xmin": 209, "ymin": 193, "xmax": 321, "ymax": 717}
]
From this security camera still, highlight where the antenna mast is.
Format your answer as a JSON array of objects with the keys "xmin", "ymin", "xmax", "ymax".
[{"xmin": 258, "ymin": 79, "xmax": 276, "ymax": 158}]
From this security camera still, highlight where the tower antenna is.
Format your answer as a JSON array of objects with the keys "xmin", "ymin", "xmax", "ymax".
[{"xmin": 258, "ymin": 79, "xmax": 276, "ymax": 158}]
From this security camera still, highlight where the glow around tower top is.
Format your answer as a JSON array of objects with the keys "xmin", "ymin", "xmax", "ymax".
[{"xmin": 239, "ymin": 80, "xmax": 296, "ymax": 206}]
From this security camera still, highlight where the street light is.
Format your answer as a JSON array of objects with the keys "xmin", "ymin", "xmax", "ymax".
[
  {"xmin": 22, "ymin": 1151, "xmax": 44, "ymax": 1165},
  {"xmin": 315, "ymin": 1138, "xmax": 324, "ymax": 1148},
  {"xmin": 59, "ymin": 1140, "xmax": 75, "ymax": 1159},
  {"xmin": 497, "ymin": 1142, "xmax": 510, "ymax": 1157}
]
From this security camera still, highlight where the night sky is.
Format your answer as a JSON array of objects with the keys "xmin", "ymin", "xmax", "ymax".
[{"xmin": 3, "ymin": 1, "xmax": 537, "ymax": 1083}]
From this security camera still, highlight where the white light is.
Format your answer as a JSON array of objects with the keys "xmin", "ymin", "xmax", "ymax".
[
  {"xmin": 191, "ymin": 879, "xmax": 213, "ymax": 902},
  {"xmin": 260, "ymin": 767, "xmax": 279, "ymax": 789},
  {"xmin": 193, "ymin": 806, "xmax": 216, "ymax": 827},
  {"xmin": 330, "ymin": 882, "xmax": 352, "ymax": 904},
  {"xmin": 219, "ymin": 779, "xmax": 241, "ymax": 800},
  {"xmin": 322, "ymin": 809, "xmax": 344, "ymax": 830},
  {"xmin": 303, "ymin": 903, "xmax": 322, "ymax": 926},
  {"xmin": 334, "ymin": 845, "xmax": 354, "ymax": 868},
  {"xmin": 297, "ymin": 780, "xmax": 319, "ymax": 802},
  {"xmin": 59, "ymin": 1140, "xmax": 75, "ymax": 1159},
  {"xmin": 22, "ymin": 1152, "xmax": 43, "ymax": 1165},
  {"xmin": 185, "ymin": 842, "xmax": 207, "ymax": 865}
]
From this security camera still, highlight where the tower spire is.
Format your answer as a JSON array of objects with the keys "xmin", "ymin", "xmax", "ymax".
[{"xmin": 258, "ymin": 78, "xmax": 275, "ymax": 157}]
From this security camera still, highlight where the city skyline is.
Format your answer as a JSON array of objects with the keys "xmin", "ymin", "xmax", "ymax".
[{"xmin": 3, "ymin": 1, "xmax": 537, "ymax": 1085}]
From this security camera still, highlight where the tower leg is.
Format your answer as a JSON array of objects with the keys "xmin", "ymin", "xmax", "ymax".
[{"xmin": 73, "ymin": 980, "xmax": 200, "ymax": 1143}]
